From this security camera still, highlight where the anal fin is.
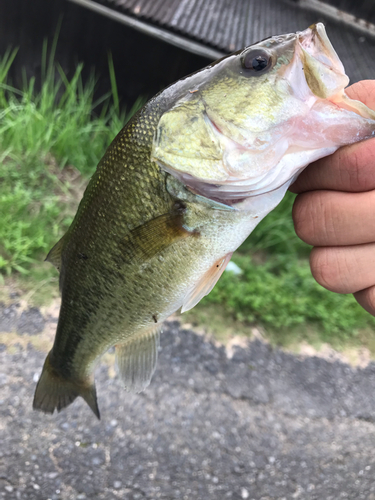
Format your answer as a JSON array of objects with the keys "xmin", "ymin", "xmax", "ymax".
[
  {"xmin": 181, "ymin": 252, "xmax": 233, "ymax": 313},
  {"xmin": 115, "ymin": 328, "xmax": 160, "ymax": 393}
]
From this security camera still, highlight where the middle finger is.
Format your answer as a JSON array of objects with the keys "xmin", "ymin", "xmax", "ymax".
[{"xmin": 293, "ymin": 189, "xmax": 375, "ymax": 246}]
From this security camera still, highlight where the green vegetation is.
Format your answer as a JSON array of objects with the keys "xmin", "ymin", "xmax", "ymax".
[
  {"xmin": 198, "ymin": 254, "xmax": 375, "ymax": 340},
  {"xmin": 1, "ymin": 45, "xmax": 374, "ymax": 351},
  {"xmin": 0, "ymin": 45, "xmax": 142, "ymax": 275}
]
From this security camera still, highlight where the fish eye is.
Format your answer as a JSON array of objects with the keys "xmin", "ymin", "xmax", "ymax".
[{"xmin": 241, "ymin": 49, "xmax": 273, "ymax": 75}]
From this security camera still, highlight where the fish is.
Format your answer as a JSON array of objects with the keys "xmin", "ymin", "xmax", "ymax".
[{"xmin": 33, "ymin": 23, "xmax": 375, "ymax": 418}]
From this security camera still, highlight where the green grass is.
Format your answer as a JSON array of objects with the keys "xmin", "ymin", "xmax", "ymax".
[
  {"xmin": 198, "ymin": 254, "xmax": 375, "ymax": 341},
  {"xmin": 0, "ymin": 44, "xmax": 374, "ymax": 350},
  {"xmin": 0, "ymin": 44, "xmax": 143, "ymax": 275}
]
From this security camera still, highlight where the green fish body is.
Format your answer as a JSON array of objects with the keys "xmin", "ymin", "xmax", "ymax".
[{"xmin": 33, "ymin": 24, "xmax": 375, "ymax": 418}]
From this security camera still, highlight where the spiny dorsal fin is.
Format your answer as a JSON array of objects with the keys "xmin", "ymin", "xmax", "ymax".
[
  {"xmin": 45, "ymin": 233, "xmax": 68, "ymax": 272},
  {"xmin": 33, "ymin": 351, "xmax": 100, "ymax": 419},
  {"xmin": 120, "ymin": 209, "xmax": 199, "ymax": 263},
  {"xmin": 115, "ymin": 328, "xmax": 161, "ymax": 393},
  {"xmin": 181, "ymin": 252, "xmax": 233, "ymax": 313}
]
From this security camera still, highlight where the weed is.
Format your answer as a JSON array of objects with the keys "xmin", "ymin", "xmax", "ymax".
[
  {"xmin": 0, "ymin": 45, "xmax": 143, "ymax": 274},
  {"xmin": 198, "ymin": 254, "xmax": 375, "ymax": 341}
]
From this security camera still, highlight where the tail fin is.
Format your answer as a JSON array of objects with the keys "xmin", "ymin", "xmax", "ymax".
[{"xmin": 33, "ymin": 352, "xmax": 100, "ymax": 419}]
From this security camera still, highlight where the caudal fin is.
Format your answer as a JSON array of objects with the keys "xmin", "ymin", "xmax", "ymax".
[{"xmin": 33, "ymin": 352, "xmax": 100, "ymax": 419}]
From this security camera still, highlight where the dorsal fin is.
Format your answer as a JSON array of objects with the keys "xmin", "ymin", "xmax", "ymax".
[
  {"xmin": 45, "ymin": 233, "xmax": 68, "ymax": 271},
  {"xmin": 115, "ymin": 328, "xmax": 161, "ymax": 393},
  {"xmin": 181, "ymin": 252, "xmax": 233, "ymax": 313}
]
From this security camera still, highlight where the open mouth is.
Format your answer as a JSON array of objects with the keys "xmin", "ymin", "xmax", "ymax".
[
  {"xmin": 298, "ymin": 23, "xmax": 345, "ymax": 76},
  {"xmin": 297, "ymin": 23, "xmax": 375, "ymax": 120},
  {"xmin": 296, "ymin": 23, "xmax": 349, "ymax": 100}
]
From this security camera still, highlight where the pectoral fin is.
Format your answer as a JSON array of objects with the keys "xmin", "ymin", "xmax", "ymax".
[
  {"xmin": 181, "ymin": 252, "xmax": 233, "ymax": 312},
  {"xmin": 115, "ymin": 328, "xmax": 160, "ymax": 393},
  {"xmin": 121, "ymin": 210, "xmax": 198, "ymax": 263}
]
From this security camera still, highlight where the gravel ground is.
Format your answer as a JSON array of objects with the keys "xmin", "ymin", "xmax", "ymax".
[{"xmin": 1, "ymin": 303, "xmax": 375, "ymax": 500}]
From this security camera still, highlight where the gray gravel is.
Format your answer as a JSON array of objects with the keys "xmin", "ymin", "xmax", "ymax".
[
  {"xmin": 1, "ymin": 309, "xmax": 375, "ymax": 499},
  {"xmin": 0, "ymin": 304, "xmax": 45, "ymax": 335}
]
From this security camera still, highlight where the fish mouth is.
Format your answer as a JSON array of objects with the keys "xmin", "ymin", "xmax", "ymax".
[
  {"xmin": 296, "ymin": 23, "xmax": 375, "ymax": 119},
  {"xmin": 298, "ymin": 23, "xmax": 345, "ymax": 78},
  {"xmin": 288, "ymin": 23, "xmax": 349, "ymax": 101}
]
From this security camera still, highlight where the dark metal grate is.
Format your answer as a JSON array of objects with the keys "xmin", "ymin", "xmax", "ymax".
[
  {"xmin": 86, "ymin": 0, "xmax": 375, "ymax": 82},
  {"xmin": 324, "ymin": 0, "xmax": 375, "ymax": 23}
]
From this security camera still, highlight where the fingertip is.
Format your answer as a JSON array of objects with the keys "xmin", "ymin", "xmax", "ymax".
[
  {"xmin": 310, "ymin": 247, "xmax": 340, "ymax": 292},
  {"xmin": 354, "ymin": 286, "xmax": 375, "ymax": 317},
  {"xmin": 345, "ymin": 80, "xmax": 375, "ymax": 110},
  {"xmin": 309, "ymin": 246, "xmax": 353, "ymax": 294},
  {"xmin": 292, "ymin": 192, "xmax": 316, "ymax": 244}
]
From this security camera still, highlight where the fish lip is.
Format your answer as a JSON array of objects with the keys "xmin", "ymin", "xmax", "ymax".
[{"xmin": 297, "ymin": 22, "xmax": 345, "ymax": 76}]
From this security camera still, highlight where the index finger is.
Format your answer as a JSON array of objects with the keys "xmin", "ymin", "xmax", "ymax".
[{"xmin": 290, "ymin": 80, "xmax": 375, "ymax": 194}]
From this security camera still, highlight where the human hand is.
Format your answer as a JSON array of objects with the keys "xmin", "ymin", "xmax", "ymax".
[{"xmin": 290, "ymin": 80, "xmax": 375, "ymax": 316}]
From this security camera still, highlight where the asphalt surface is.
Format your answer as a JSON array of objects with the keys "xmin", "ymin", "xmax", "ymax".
[{"xmin": 1, "ymin": 302, "xmax": 375, "ymax": 500}]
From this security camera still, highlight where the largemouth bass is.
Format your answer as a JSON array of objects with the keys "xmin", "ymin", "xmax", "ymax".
[{"xmin": 33, "ymin": 23, "xmax": 375, "ymax": 418}]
